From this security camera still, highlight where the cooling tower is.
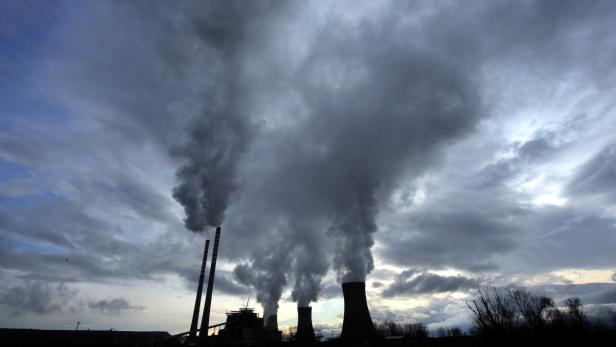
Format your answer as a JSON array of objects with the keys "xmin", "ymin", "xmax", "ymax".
[
  {"xmin": 263, "ymin": 314, "xmax": 282, "ymax": 343},
  {"xmin": 265, "ymin": 314, "xmax": 278, "ymax": 331},
  {"xmin": 189, "ymin": 239, "xmax": 209, "ymax": 340},
  {"xmin": 340, "ymin": 282, "xmax": 377, "ymax": 343},
  {"xmin": 200, "ymin": 226, "xmax": 221, "ymax": 341},
  {"xmin": 295, "ymin": 306, "xmax": 315, "ymax": 343}
]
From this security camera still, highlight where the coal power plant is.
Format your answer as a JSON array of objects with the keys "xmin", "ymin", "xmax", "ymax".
[{"xmin": 179, "ymin": 225, "xmax": 381, "ymax": 346}]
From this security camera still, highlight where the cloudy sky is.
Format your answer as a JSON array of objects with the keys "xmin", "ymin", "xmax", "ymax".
[{"xmin": 1, "ymin": 0, "xmax": 616, "ymax": 335}]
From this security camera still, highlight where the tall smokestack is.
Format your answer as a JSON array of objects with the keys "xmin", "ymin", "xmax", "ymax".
[
  {"xmin": 200, "ymin": 226, "xmax": 222, "ymax": 342},
  {"xmin": 295, "ymin": 306, "xmax": 315, "ymax": 343},
  {"xmin": 189, "ymin": 239, "xmax": 210, "ymax": 340},
  {"xmin": 340, "ymin": 282, "xmax": 377, "ymax": 343}
]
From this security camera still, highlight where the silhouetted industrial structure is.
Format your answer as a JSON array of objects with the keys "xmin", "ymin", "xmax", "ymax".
[
  {"xmin": 189, "ymin": 239, "xmax": 210, "ymax": 340},
  {"xmin": 263, "ymin": 314, "xmax": 282, "ymax": 343},
  {"xmin": 295, "ymin": 306, "xmax": 315, "ymax": 343},
  {"xmin": 200, "ymin": 226, "xmax": 222, "ymax": 343},
  {"xmin": 218, "ymin": 307, "xmax": 263, "ymax": 343},
  {"xmin": 340, "ymin": 282, "xmax": 378, "ymax": 343}
]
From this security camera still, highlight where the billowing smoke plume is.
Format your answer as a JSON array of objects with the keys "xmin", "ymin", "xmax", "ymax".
[
  {"xmin": 173, "ymin": 0, "xmax": 483, "ymax": 311},
  {"xmin": 228, "ymin": 1, "xmax": 484, "ymax": 308},
  {"xmin": 172, "ymin": 97, "xmax": 248, "ymax": 230},
  {"xmin": 172, "ymin": 1, "xmax": 280, "ymax": 231},
  {"xmin": 233, "ymin": 223, "xmax": 329, "ymax": 310},
  {"xmin": 290, "ymin": 223, "xmax": 330, "ymax": 307},
  {"xmin": 234, "ymin": 244, "xmax": 291, "ymax": 321},
  {"xmin": 303, "ymin": 39, "xmax": 482, "ymax": 281},
  {"xmin": 240, "ymin": 17, "xmax": 481, "ymax": 284}
]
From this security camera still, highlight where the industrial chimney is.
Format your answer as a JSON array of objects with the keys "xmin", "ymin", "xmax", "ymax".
[
  {"xmin": 189, "ymin": 239, "xmax": 210, "ymax": 340},
  {"xmin": 340, "ymin": 282, "xmax": 377, "ymax": 343},
  {"xmin": 200, "ymin": 226, "xmax": 222, "ymax": 342},
  {"xmin": 295, "ymin": 306, "xmax": 315, "ymax": 343}
]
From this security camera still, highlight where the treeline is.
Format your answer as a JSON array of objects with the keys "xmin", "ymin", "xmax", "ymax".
[
  {"xmin": 374, "ymin": 321, "xmax": 465, "ymax": 339},
  {"xmin": 466, "ymin": 286, "xmax": 615, "ymax": 337},
  {"xmin": 374, "ymin": 321, "xmax": 429, "ymax": 340},
  {"xmin": 372, "ymin": 286, "xmax": 616, "ymax": 346}
]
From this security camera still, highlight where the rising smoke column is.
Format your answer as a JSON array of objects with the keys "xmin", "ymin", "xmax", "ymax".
[
  {"xmin": 172, "ymin": 1, "xmax": 283, "ymax": 231},
  {"xmin": 233, "ymin": 243, "xmax": 291, "ymax": 322},
  {"xmin": 255, "ymin": 13, "xmax": 484, "ymax": 284},
  {"xmin": 290, "ymin": 223, "xmax": 330, "ymax": 307},
  {"xmin": 171, "ymin": 0, "xmax": 294, "ymax": 321}
]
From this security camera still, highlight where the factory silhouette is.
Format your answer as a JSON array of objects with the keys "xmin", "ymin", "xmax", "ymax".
[{"xmin": 185, "ymin": 225, "xmax": 378, "ymax": 346}]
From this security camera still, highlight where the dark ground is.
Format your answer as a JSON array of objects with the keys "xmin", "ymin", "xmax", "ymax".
[
  {"xmin": 0, "ymin": 329, "xmax": 169, "ymax": 347},
  {"xmin": 3, "ymin": 329, "xmax": 616, "ymax": 347}
]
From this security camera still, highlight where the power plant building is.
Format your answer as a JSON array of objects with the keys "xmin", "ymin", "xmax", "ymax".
[{"xmin": 218, "ymin": 308, "xmax": 263, "ymax": 343}]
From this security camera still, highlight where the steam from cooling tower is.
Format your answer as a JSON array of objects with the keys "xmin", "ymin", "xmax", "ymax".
[
  {"xmin": 233, "ymin": 245, "xmax": 290, "ymax": 323},
  {"xmin": 292, "ymin": 274, "xmax": 321, "ymax": 308},
  {"xmin": 290, "ymin": 227, "xmax": 329, "ymax": 307}
]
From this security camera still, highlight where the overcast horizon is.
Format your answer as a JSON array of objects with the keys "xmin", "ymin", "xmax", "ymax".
[{"xmin": 1, "ymin": 0, "xmax": 616, "ymax": 335}]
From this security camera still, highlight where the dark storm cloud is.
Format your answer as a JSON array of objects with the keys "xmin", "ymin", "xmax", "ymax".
[
  {"xmin": 213, "ymin": 273, "xmax": 252, "ymax": 296},
  {"xmin": 0, "ymin": 202, "xmax": 249, "ymax": 298},
  {"xmin": 476, "ymin": 131, "xmax": 563, "ymax": 189},
  {"xmin": 0, "ymin": 282, "xmax": 78, "ymax": 316},
  {"xmin": 88, "ymin": 298, "xmax": 144, "ymax": 315},
  {"xmin": 380, "ymin": 199, "xmax": 519, "ymax": 272},
  {"xmin": 319, "ymin": 283, "xmax": 342, "ymax": 299},
  {"xmin": 371, "ymin": 297, "xmax": 468, "ymax": 328},
  {"xmin": 522, "ymin": 208, "xmax": 616, "ymax": 271},
  {"xmin": 592, "ymin": 288, "xmax": 616, "ymax": 305},
  {"xmin": 528, "ymin": 283, "xmax": 616, "ymax": 305},
  {"xmin": 69, "ymin": 172, "xmax": 174, "ymax": 223},
  {"xmin": 0, "ymin": 136, "xmax": 51, "ymax": 167},
  {"xmin": 383, "ymin": 270, "xmax": 477, "ymax": 297},
  {"xmin": 567, "ymin": 144, "xmax": 616, "ymax": 200}
]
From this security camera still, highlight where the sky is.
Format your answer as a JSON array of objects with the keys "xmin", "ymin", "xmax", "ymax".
[{"xmin": 1, "ymin": 0, "xmax": 616, "ymax": 335}]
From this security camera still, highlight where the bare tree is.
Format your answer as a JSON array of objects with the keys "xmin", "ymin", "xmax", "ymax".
[
  {"xmin": 564, "ymin": 297, "xmax": 587, "ymax": 331},
  {"xmin": 466, "ymin": 286, "xmax": 518, "ymax": 335},
  {"xmin": 509, "ymin": 288, "xmax": 552, "ymax": 333},
  {"xmin": 403, "ymin": 323, "xmax": 428, "ymax": 341}
]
